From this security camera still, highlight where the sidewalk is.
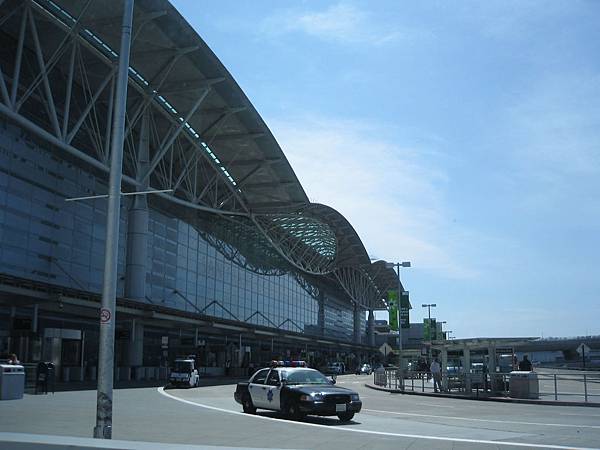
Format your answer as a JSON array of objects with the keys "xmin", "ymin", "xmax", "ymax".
[{"xmin": 365, "ymin": 381, "xmax": 600, "ymax": 408}]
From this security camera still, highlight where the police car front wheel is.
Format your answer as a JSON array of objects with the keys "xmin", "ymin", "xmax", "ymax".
[{"xmin": 285, "ymin": 401, "xmax": 305, "ymax": 420}]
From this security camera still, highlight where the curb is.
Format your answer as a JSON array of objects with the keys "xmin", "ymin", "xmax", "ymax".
[{"xmin": 364, "ymin": 383, "xmax": 600, "ymax": 407}]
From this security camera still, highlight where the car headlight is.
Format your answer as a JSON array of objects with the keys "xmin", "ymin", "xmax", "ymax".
[{"xmin": 351, "ymin": 394, "xmax": 360, "ymax": 402}]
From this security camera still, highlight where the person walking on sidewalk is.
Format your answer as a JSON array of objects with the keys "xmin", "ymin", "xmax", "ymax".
[
  {"xmin": 518, "ymin": 355, "xmax": 532, "ymax": 372},
  {"xmin": 430, "ymin": 358, "xmax": 442, "ymax": 393}
]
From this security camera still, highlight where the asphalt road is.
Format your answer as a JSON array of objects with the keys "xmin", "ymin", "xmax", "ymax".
[{"xmin": 1, "ymin": 374, "xmax": 599, "ymax": 450}]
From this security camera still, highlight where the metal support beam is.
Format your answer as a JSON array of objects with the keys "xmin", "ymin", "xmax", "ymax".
[
  {"xmin": 0, "ymin": 65, "xmax": 9, "ymax": 106},
  {"xmin": 61, "ymin": 42, "xmax": 77, "ymax": 139},
  {"xmin": 27, "ymin": 7, "xmax": 62, "ymax": 137},
  {"xmin": 141, "ymin": 88, "xmax": 210, "ymax": 183},
  {"xmin": 66, "ymin": 68, "xmax": 115, "ymax": 144},
  {"xmin": 10, "ymin": 5, "xmax": 28, "ymax": 108},
  {"xmin": 94, "ymin": 0, "xmax": 134, "ymax": 440}
]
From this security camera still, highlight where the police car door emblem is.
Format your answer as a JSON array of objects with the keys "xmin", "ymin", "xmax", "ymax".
[{"xmin": 267, "ymin": 389, "xmax": 273, "ymax": 402}]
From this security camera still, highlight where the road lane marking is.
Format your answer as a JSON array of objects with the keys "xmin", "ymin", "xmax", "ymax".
[
  {"xmin": 559, "ymin": 413, "xmax": 600, "ymax": 418},
  {"xmin": 157, "ymin": 388, "xmax": 599, "ymax": 450},
  {"xmin": 363, "ymin": 408, "xmax": 600, "ymax": 429},
  {"xmin": 414, "ymin": 402, "xmax": 455, "ymax": 408}
]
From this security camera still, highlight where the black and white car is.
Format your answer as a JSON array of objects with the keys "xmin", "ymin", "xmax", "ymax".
[{"xmin": 234, "ymin": 362, "xmax": 362, "ymax": 422}]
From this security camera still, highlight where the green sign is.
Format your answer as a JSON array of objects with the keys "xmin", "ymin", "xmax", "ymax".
[
  {"xmin": 388, "ymin": 290, "xmax": 399, "ymax": 331},
  {"xmin": 400, "ymin": 291, "xmax": 410, "ymax": 329},
  {"xmin": 389, "ymin": 290, "xmax": 410, "ymax": 330}
]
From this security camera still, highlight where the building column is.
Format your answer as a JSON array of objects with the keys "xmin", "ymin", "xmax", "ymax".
[
  {"xmin": 441, "ymin": 347, "xmax": 448, "ymax": 391},
  {"xmin": 463, "ymin": 346, "xmax": 471, "ymax": 393},
  {"xmin": 317, "ymin": 291, "xmax": 325, "ymax": 337},
  {"xmin": 126, "ymin": 320, "xmax": 144, "ymax": 367},
  {"xmin": 368, "ymin": 310, "xmax": 375, "ymax": 347},
  {"xmin": 353, "ymin": 303, "xmax": 361, "ymax": 344},
  {"xmin": 125, "ymin": 110, "xmax": 149, "ymax": 301},
  {"xmin": 488, "ymin": 345, "xmax": 498, "ymax": 392},
  {"xmin": 32, "ymin": 303, "xmax": 39, "ymax": 334}
]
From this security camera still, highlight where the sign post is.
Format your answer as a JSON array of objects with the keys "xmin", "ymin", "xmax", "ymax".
[{"xmin": 577, "ymin": 343, "xmax": 590, "ymax": 369}]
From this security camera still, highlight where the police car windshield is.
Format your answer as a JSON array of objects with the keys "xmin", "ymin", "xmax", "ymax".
[
  {"xmin": 284, "ymin": 370, "xmax": 331, "ymax": 385},
  {"xmin": 173, "ymin": 361, "xmax": 192, "ymax": 373}
]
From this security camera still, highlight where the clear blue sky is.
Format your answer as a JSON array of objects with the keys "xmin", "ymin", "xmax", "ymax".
[{"xmin": 171, "ymin": 1, "xmax": 600, "ymax": 339}]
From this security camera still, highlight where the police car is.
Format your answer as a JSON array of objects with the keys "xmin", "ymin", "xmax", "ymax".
[{"xmin": 234, "ymin": 361, "xmax": 362, "ymax": 422}]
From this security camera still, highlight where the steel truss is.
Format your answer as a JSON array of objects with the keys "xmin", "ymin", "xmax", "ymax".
[{"xmin": 0, "ymin": 0, "xmax": 388, "ymax": 311}]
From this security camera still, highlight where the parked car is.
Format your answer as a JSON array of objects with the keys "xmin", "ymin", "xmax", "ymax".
[
  {"xmin": 324, "ymin": 362, "xmax": 345, "ymax": 375},
  {"xmin": 356, "ymin": 363, "xmax": 372, "ymax": 375}
]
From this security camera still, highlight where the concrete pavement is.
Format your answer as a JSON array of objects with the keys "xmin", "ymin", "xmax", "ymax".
[{"xmin": 1, "ymin": 374, "xmax": 599, "ymax": 450}]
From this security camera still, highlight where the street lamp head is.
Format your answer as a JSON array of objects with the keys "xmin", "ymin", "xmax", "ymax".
[{"xmin": 384, "ymin": 261, "xmax": 411, "ymax": 269}]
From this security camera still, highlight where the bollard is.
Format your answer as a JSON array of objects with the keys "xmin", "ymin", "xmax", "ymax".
[
  {"xmin": 584, "ymin": 374, "xmax": 588, "ymax": 403},
  {"xmin": 554, "ymin": 374, "xmax": 558, "ymax": 401},
  {"xmin": 421, "ymin": 375, "xmax": 425, "ymax": 392}
]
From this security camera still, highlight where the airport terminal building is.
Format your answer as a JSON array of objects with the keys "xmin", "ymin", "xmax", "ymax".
[{"xmin": 0, "ymin": 0, "xmax": 400, "ymax": 381}]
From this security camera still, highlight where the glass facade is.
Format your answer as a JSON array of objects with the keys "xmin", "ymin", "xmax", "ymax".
[{"xmin": 0, "ymin": 120, "xmax": 364, "ymax": 343}]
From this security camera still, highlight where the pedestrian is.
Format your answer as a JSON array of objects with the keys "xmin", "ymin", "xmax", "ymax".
[
  {"xmin": 8, "ymin": 353, "xmax": 19, "ymax": 364},
  {"xmin": 430, "ymin": 358, "xmax": 442, "ymax": 393},
  {"xmin": 518, "ymin": 355, "xmax": 532, "ymax": 371},
  {"xmin": 225, "ymin": 359, "xmax": 231, "ymax": 376}
]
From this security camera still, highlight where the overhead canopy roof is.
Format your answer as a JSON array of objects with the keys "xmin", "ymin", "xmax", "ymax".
[
  {"xmin": 40, "ymin": 0, "xmax": 309, "ymax": 212},
  {"xmin": 0, "ymin": 0, "xmax": 401, "ymax": 310}
]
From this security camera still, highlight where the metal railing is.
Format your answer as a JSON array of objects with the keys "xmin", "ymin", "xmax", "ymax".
[{"xmin": 373, "ymin": 369, "xmax": 600, "ymax": 403}]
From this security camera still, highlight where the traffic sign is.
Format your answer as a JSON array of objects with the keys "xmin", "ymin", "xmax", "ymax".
[
  {"xmin": 100, "ymin": 308, "xmax": 111, "ymax": 324},
  {"xmin": 379, "ymin": 342, "xmax": 393, "ymax": 356},
  {"xmin": 576, "ymin": 343, "xmax": 591, "ymax": 356}
]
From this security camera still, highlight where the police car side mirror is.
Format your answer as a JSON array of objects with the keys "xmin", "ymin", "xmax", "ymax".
[
  {"xmin": 329, "ymin": 376, "xmax": 336, "ymax": 384},
  {"xmin": 279, "ymin": 380, "xmax": 287, "ymax": 387}
]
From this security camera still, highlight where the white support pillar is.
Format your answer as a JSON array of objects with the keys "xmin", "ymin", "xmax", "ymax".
[
  {"xmin": 441, "ymin": 347, "xmax": 448, "ymax": 392},
  {"xmin": 488, "ymin": 345, "xmax": 498, "ymax": 392},
  {"xmin": 463, "ymin": 346, "xmax": 471, "ymax": 393}
]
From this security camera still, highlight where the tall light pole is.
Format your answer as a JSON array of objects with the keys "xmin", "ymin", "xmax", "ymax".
[
  {"xmin": 421, "ymin": 303, "xmax": 436, "ymax": 361},
  {"xmin": 385, "ymin": 261, "xmax": 410, "ymax": 368},
  {"xmin": 422, "ymin": 303, "xmax": 437, "ymax": 321},
  {"xmin": 94, "ymin": 0, "xmax": 135, "ymax": 440}
]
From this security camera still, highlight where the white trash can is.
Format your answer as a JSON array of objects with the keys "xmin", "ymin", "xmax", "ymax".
[
  {"xmin": 0, "ymin": 364, "xmax": 25, "ymax": 400},
  {"xmin": 509, "ymin": 371, "xmax": 539, "ymax": 399}
]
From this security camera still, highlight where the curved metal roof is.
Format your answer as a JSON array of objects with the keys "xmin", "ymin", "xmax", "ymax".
[
  {"xmin": 0, "ymin": 0, "xmax": 397, "ymax": 310},
  {"xmin": 47, "ymin": 0, "xmax": 309, "ymax": 212}
]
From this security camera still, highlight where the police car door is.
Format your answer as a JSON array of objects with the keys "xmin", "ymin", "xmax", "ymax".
[
  {"xmin": 248, "ymin": 368, "xmax": 269, "ymax": 408},
  {"xmin": 264, "ymin": 369, "xmax": 282, "ymax": 411}
]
